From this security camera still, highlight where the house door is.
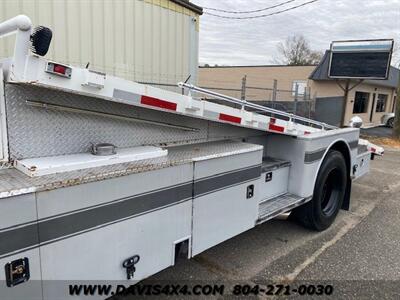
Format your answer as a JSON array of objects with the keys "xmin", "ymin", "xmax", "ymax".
[{"xmin": 370, "ymin": 93, "xmax": 376, "ymax": 122}]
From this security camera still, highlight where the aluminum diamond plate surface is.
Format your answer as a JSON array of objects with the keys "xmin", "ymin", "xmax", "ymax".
[
  {"xmin": 5, "ymin": 84, "xmax": 205, "ymax": 159},
  {"xmin": 257, "ymin": 193, "xmax": 310, "ymax": 224},
  {"xmin": 5, "ymin": 84, "xmax": 264, "ymax": 160},
  {"xmin": 0, "ymin": 141, "xmax": 263, "ymax": 198}
]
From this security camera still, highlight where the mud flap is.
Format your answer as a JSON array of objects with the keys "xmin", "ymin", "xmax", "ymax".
[{"xmin": 342, "ymin": 177, "xmax": 352, "ymax": 211}]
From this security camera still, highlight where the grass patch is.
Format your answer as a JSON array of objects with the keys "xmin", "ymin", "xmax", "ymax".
[{"xmin": 361, "ymin": 135, "xmax": 400, "ymax": 149}]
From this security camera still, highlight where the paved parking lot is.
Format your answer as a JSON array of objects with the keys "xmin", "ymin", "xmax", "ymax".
[{"xmin": 127, "ymin": 148, "xmax": 400, "ymax": 298}]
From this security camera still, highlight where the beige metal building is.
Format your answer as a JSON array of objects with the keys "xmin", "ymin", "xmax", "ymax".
[
  {"xmin": 199, "ymin": 65, "xmax": 316, "ymax": 101},
  {"xmin": 0, "ymin": 0, "xmax": 202, "ymax": 87},
  {"xmin": 309, "ymin": 62, "xmax": 398, "ymax": 127}
]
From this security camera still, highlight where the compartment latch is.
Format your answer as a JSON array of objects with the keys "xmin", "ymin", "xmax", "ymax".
[
  {"xmin": 122, "ymin": 255, "xmax": 140, "ymax": 280},
  {"xmin": 5, "ymin": 257, "xmax": 30, "ymax": 287},
  {"xmin": 247, "ymin": 185, "xmax": 255, "ymax": 199},
  {"xmin": 265, "ymin": 172, "xmax": 273, "ymax": 182}
]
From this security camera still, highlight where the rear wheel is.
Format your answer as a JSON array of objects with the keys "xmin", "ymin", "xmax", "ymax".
[
  {"xmin": 291, "ymin": 150, "xmax": 347, "ymax": 231},
  {"xmin": 387, "ymin": 118, "xmax": 394, "ymax": 128}
]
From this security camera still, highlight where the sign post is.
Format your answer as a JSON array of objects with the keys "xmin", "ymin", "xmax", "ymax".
[{"xmin": 328, "ymin": 39, "xmax": 394, "ymax": 127}]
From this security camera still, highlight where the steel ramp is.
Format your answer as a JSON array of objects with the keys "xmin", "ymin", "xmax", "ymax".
[
  {"xmin": 179, "ymin": 82, "xmax": 337, "ymax": 136},
  {"xmin": 257, "ymin": 193, "xmax": 310, "ymax": 225}
]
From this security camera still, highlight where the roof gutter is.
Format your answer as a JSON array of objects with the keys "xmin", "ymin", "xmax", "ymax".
[{"xmin": 170, "ymin": 0, "xmax": 203, "ymax": 15}]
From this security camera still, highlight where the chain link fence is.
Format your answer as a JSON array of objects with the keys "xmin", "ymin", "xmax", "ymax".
[{"xmin": 140, "ymin": 80, "xmax": 316, "ymax": 120}]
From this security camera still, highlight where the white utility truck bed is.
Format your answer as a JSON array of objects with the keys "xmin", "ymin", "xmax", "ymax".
[{"xmin": 0, "ymin": 15, "xmax": 384, "ymax": 300}]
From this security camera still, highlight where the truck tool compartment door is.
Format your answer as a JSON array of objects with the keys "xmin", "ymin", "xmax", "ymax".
[
  {"xmin": 192, "ymin": 148, "xmax": 263, "ymax": 256},
  {"xmin": 0, "ymin": 194, "xmax": 43, "ymax": 300},
  {"xmin": 35, "ymin": 164, "xmax": 193, "ymax": 299}
]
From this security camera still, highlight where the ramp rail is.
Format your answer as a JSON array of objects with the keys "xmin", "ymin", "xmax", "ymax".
[{"xmin": 178, "ymin": 82, "xmax": 337, "ymax": 131}]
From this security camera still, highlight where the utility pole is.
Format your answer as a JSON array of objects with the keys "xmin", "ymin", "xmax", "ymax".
[
  {"xmin": 394, "ymin": 65, "xmax": 400, "ymax": 137},
  {"xmin": 241, "ymin": 75, "xmax": 247, "ymax": 100}
]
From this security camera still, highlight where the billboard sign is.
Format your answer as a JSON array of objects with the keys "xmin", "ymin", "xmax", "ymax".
[{"xmin": 329, "ymin": 39, "xmax": 394, "ymax": 80}]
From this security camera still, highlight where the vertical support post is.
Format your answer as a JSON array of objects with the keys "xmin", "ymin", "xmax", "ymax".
[
  {"xmin": 394, "ymin": 63, "xmax": 400, "ymax": 137},
  {"xmin": 0, "ymin": 15, "xmax": 32, "ymax": 81},
  {"xmin": 304, "ymin": 86, "xmax": 311, "ymax": 101},
  {"xmin": 307, "ymin": 87, "xmax": 312, "ymax": 119},
  {"xmin": 0, "ymin": 69, "xmax": 5, "ymax": 161},
  {"xmin": 340, "ymin": 79, "xmax": 351, "ymax": 127},
  {"xmin": 272, "ymin": 79, "xmax": 277, "ymax": 110},
  {"xmin": 303, "ymin": 86, "xmax": 308, "ymax": 118},
  {"xmin": 189, "ymin": 16, "xmax": 199, "ymax": 86},
  {"xmin": 241, "ymin": 75, "xmax": 247, "ymax": 101},
  {"xmin": 182, "ymin": 75, "xmax": 191, "ymax": 95},
  {"xmin": 294, "ymin": 83, "xmax": 299, "ymax": 116}
]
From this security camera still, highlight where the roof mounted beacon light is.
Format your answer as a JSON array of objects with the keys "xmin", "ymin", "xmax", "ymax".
[
  {"xmin": 0, "ymin": 15, "xmax": 52, "ymax": 80},
  {"xmin": 30, "ymin": 26, "xmax": 52, "ymax": 56}
]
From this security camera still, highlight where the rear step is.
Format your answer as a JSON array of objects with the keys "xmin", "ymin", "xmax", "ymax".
[{"xmin": 257, "ymin": 193, "xmax": 310, "ymax": 225}]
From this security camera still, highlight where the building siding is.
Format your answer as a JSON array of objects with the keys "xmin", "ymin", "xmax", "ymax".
[
  {"xmin": 199, "ymin": 66, "xmax": 316, "ymax": 101},
  {"xmin": 0, "ymin": 0, "xmax": 200, "ymax": 87},
  {"xmin": 199, "ymin": 65, "xmax": 397, "ymax": 127},
  {"xmin": 310, "ymin": 81, "xmax": 396, "ymax": 125}
]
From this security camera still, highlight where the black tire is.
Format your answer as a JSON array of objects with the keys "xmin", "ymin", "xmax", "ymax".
[
  {"xmin": 291, "ymin": 150, "xmax": 347, "ymax": 231},
  {"xmin": 387, "ymin": 118, "xmax": 394, "ymax": 128}
]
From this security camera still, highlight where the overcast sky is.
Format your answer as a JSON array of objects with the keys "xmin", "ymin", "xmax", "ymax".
[{"xmin": 193, "ymin": 0, "xmax": 400, "ymax": 66}]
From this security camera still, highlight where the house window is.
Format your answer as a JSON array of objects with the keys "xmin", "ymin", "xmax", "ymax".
[
  {"xmin": 376, "ymin": 94, "xmax": 388, "ymax": 113},
  {"xmin": 292, "ymin": 81, "xmax": 307, "ymax": 96},
  {"xmin": 353, "ymin": 92, "xmax": 370, "ymax": 114}
]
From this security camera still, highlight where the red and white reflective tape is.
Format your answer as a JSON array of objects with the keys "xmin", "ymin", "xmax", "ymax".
[
  {"xmin": 132, "ymin": 94, "xmax": 324, "ymax": 138},
  {"xmin": 219, "ymin": 113, "xmax": 242, "ymax": 124},
  {"xmin": 268, "ymin": 118, "xmax": 285, "ymax": 133},
  {"xmin": 141, "ymin": 96, "xmax": 177, "ymax": 111}
]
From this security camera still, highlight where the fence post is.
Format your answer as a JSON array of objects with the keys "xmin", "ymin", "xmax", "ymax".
[
  {"xmin": 312, "ymin": 91, "xmax": 318, "ymax": 122},
  {"xmin": 304, "ymin": 86, "xmax": 311, "ymax": 118},
  {"xmin": 272, "ymin": 79, "xmax": 278, "ymax": 110},
  {"xmin": 294, "ymin": 83, "xmax": 299, "ymax": 115},
  {"xmin": 241, "ymin": 75, "xmax": 247, "ymax": 100}
]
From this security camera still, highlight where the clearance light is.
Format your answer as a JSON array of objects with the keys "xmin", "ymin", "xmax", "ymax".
[{"xmin": 45, "ymin": 62, "xmax": 72, "ymax": 78}]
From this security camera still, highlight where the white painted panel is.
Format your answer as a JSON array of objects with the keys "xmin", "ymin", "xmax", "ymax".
[
  {"xmin": 0, "ymin": 193, "xmax": 36, "ymax": 230},
  {"xmin": 16, "ymin": 146, "xmax": 168, "ymax": 177},
  {"xmin": 0, "ymin": 249, "xmax": 42, "ymax": 300},
  {"xmin": 192, "ymin": 181, "xmax": 260, "ymax": 256},
  {"xmin": 266, "ymin": 130, "xmax": 359, "ymax": 197},
  {"xmin": 194, "ymin": 150, "xmax": 263, "ymax": 179},
  {"xmin": 39, "ymin": 201, "xmax": 192, "ymax": 281},
  {"xmin": 259, "ymin": 167, "xmax": 290, "ymax": 201},
  {"xmin": 354, "ymin": 152, "xmax": 370, "ymax": 180},
  {"xmin": 36, "ymin": 163, "xmax": 192, "ymax": 219},
  {"xmin": 192, "ymin": 151, "xmax": 262, "ymax": 256}
]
